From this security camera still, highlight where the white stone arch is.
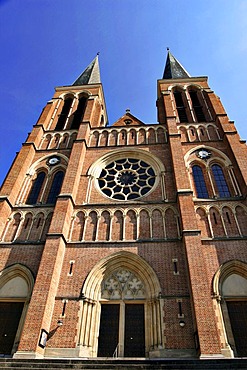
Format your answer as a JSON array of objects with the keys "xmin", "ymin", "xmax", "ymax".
[
  {"xmin": 185, "ymin": 146, "xmax": 238, "ymax": 198},
  {"xmin": 184, "ymin": 145, "xmax": 232, "ymax": 167},
  {"xmin": 27, "ymin": 153, "xmax": 69, "ymax": 176},
  {"xmin": 83, "ymin": 208, "xmax": 100, "ymax": 218},
  {"xmin": 234, "ymin": 203, "xmax": 247, "ymax": 236},
  {"xmin": 167, "ymin": 84, "xmax": 186, "ymax": 92},
  {"xmin": 87, "ymin": 148, "xmax": 165, "ymax": 176},
  {"xmin": 17, "ymin": 154, "xmax": 68, "ymax": 205},
  {"xmin": 149, "ymin": 205, "xmax": 165, "ymax": 216},
  {"xmin": 165, "ymin": 204, "xmax": 179, "ymax": 216},
  {"xmin": 0, "ymin": 264, "xmax": 34, "ymax": 355},
  {"xmin": 58, "ymin": 92, "xmax": 76, "ymax": 100},
  {"xmin": 82, "ymin": 251, "xmax": 161, "ymax": 301},
  {"xmin": 89, "ymin": 130, "xmax": 100, "ymax": 147},
  {"xmin": 1, "ymin": 211, "xmax": 23, "ymax": 243},
  {"xmin": 122, "ymin": 207, "xmax": 138, "ymax": 217},
  {"xmin": 78, "ymin": 251, "xmax": 163, "ymax": 357},
  {"xmin": 185, "ymin": 83, "xmax": 203, "ymax": 91},
  {"xmin": 213, "ymin": 260, "xmax": 247, "ymax": 298},
  {"xmin": 0, "ymin": 263, "xmax": 34, "ymax": 296},
  {"xmin": 139, "ymin": 206, "xmax": 152, "ymax": 217},
  {"xmin": 212, "ymin": 260, "xmax": 247, "ymax": 358},
  {"xmin": 76, "ymin": 90, "xmax": 91, "ymax": 99},
  {"xmin": 195, "ymin": 204, "xmax": 209, "ymax": 213}
]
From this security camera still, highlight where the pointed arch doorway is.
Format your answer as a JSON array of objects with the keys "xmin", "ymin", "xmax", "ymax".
[
  {"xmin": 213, "ymin": 260, "xmax": 247, "ymax": 358},
  {"xmin": 0, "ymin": 264, "xmax": 34, "ymax": 356},
  {"xmin": 98, "ymin": 269, "xmax": 146, "ymax": 357},
  {"xmin": 79, "ymin": 251, "xmax": 163, "ymax": 358}
]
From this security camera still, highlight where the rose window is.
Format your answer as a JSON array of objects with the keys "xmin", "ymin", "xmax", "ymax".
[{"xmin": 98, "ymin": 158, "xmax": 155, "ymax": 200}]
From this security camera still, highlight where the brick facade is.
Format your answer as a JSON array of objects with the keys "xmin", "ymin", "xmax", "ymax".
[{"xmin": 0, "ymin": 54, "xmax": 247, "ymax": 359}]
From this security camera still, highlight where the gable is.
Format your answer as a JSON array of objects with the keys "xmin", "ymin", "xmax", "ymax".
[{"xmin": 112, "ymin": 112, "xmax": 145, "ymax": 127}]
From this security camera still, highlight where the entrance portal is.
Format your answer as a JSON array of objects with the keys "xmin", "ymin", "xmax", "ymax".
[
  {"xmin": 97, "ymin": 303, "xmax": 145, "ymax": 357},
  {"xmin": 80, "ymin": 252, "xmax": 163, "ymax": 358},
  {"xmin": 227, "ymin": 301, "xmax": 247, "ymax": 357},
  {"xmin": 0, "ymin": 302, "xmax": 24, "ymax": 355}
]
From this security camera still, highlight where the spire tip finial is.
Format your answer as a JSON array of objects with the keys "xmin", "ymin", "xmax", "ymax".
[{"xmin": 167, "ymin": 47, "xmax": 170, "ymax": 51}]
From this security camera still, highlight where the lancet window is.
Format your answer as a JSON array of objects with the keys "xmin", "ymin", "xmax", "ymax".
[
  {"xmin": 26, "ymin": 172, "xmax": 46, "ymax": 205},
  {"xmin": 69, "ymin": 96, "xmax": 87, "ymax": 129},
  {"xmin": 26, "ymin": 170, "xmax": 64, "ymax": 205},
  {"xmin": 55, "ymin": 97, "xmax": 73, "ymax": 130},
  {"xmin": 189, "ymin": 90, "xmax": 206, "ymax": 122},
  {"xmin": 212, "ymin": 164, "xmax": 230, "ymax": 198},
  {"xmin": 173, "ymin": 90, "xmax": 188, "ymax": 123},
  {"xmin": 46, "ymin": 171, "xmax": 65, "ymax": 204},
  {"xmin": 192, "ymin": 165, "xmax": 209, "ymax": 198}
]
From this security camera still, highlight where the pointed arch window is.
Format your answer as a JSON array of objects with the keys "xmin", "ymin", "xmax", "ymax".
[
  {"xmin": 192, "ymin": 165, "xmax": 209, "ymax": 198},
  {"xmin": 70, "ymin": 96, "xmax": 87, "ymax": 129},
  {"xmin": 212, "ymin": 164, "xmax": 230, "ymax": 197},
  {"xmin": 189, "ymin": 90, "xmax": 206, "ymax": 122},
  {"xmin": 46, "ymin": 171, "xmax": 64, "ymax": 204},
  {"xmin": 56, "ymin": 97, "xmax": 73, "ymax": 130},
  {"xmin": 173, "ymin": 91, "xmax": 188, "ymax": 123},
  {"xmin": 26, "ymin": 172, "xmax": 46, "ymax": 205}
]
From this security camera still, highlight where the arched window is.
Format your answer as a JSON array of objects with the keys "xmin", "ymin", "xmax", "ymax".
[
  {"xmin": 70, "ymin": 96, "xmax": 87, "ymax": 129},
  {"xmin": 26, "ymin": 172, "xmax": 46, "ymax": 205},
  {"xmin": 46, "ymin": 171, "xmax": 64, "ymax": 204},
  {"xmin": 173, "ymin": 90, "xmax": 188, "ymax": 123},
  {"xmin": 189, "ymin": 90, "xmax": 206, "ymax": 122},
  {"xmin": 192, "ymin": 165, "xmax": 209, "ymax": 198},
  {"xmin": 212, "ymin": 164, "xmax": 230, "ymax": 197},
  {"xmin": 55, "ymin": 97, "xmax": 73, "ymax": 130}
]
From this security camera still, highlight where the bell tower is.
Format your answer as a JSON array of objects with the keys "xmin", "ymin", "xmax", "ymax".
[
  {"xmin": 0, "ymin": 55, "xmax": 108, "ymax": 358},
  {"xmin": 158, "ymin": 51, "xmax": 247, "ymax": 358}
]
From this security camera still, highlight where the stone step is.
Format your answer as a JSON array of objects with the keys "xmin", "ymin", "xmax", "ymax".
[{"xmin": 0, "ymin": 359, "xmax": 247, "ymax": 370}]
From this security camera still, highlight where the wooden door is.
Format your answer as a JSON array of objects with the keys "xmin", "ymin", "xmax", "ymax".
[
  {"xmin": 227, "ymin": 301, "xmax": 247, "ymax": 357},
  {"xmin": 0, "ymin": 302, "xmax": 24, "ymax": 355},
  {"xmin": 97, "ymin": 304, "xmax": 120, "ymax": 357},
  {"xmin": 124, "ymin": 304, "xmax": 145, "ymax": 357}
]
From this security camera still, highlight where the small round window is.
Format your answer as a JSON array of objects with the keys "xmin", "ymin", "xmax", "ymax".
[{"xmin": 98, "ymin": 158, "xmax": 156, "ymax": 200}]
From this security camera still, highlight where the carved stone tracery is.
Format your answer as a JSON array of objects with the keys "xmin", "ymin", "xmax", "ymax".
[{"xmin": 101, "ymin": 269, "xmax": 146, "ymax": 300}]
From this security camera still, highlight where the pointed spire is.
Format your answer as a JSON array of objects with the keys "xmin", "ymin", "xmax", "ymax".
[
  {"xmin": 73, "ymin": 54, "xmax": 101, "ymax": 86},
  {"xmin": 163, "ymin": 49, "xmax": 191, "ymax": 79}
]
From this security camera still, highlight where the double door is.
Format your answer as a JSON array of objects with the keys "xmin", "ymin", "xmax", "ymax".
[{"xmin": 98, "ymin": 303, "xmax": 145, "ymax": 357}]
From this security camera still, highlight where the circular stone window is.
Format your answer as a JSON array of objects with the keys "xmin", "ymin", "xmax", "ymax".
[{"xmin": 98, "ymin": 158, "xmax": 156, "ymax": 200}]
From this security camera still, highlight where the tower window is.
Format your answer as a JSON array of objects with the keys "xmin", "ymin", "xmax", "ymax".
[
  {"xmin": 173, "ymin": 91, "xmax": 188, "ymax": 123},
  {"xmin": 212, "ymin": 164, "xmax": 230, "ymax": 198},
  {"xmin": 56, "ymin": 97, "xmax": 73, "ymax": 130},
  {"xmin": 192, "ymin": 165, "xmax": 209, "ymax": 198},
  {"xmin": 26, "ymin": 172, "xmax": 46, "ymax": 205},
  {"xmin": 70, "ymin": 96, "xmax": 87, "ymax": 129},
  {"xmin": 46, "ymin": 171, "xmax": 64, "ymax": 204},
  {"xmin": 189, "ymin": 91, "xmax": 206, "ymax": 122}
]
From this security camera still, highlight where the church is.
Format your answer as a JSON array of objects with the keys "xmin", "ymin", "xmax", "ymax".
[{"xmin": 1, "ymin": 51, "xmax": 247, "ymax": 360}]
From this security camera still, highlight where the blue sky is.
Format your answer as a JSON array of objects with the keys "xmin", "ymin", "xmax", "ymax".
[{"xmin": 1, "ymin": 0, "xmax": 247, "ymax": 185}]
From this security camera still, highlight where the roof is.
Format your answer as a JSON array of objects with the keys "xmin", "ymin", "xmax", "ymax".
[
  {"xmin": 72, "ymin": 54, "xmax": 101, "ymax": 85},
  {"xmin": 163, "ymin": 51, "xmax": 191, "ymax": 79}
]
